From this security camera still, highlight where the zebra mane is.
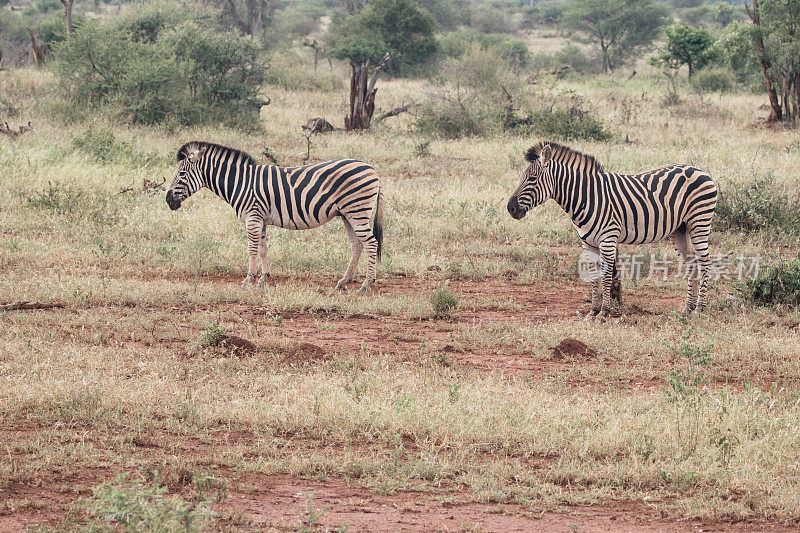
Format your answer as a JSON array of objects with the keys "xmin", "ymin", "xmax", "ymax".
[
  {"xmin": 525, "ymin": 141, "xmax": 604, "ymax": 173},
  {"xmin": 177, "ymin": 141, "xmax": 258, "ymax": 166}
]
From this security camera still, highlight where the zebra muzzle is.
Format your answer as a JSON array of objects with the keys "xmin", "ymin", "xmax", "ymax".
[
  {"xmin": 165, "ymin": 191, "xmax": 182, "ymax": 211},
  {"xmin": 507, "ymin": 197, "xmax": 526, "ymax": 220}
]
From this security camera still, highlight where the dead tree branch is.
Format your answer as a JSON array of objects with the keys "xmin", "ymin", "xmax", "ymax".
[{"xmin": 375, "ymin": 102, "xmax": 417, "ymax": 123}]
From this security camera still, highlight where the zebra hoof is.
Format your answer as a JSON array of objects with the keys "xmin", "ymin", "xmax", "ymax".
[
  {"xmin": 241, "ymin": 277, "xmax": 255, "ymax": 288},
  {"xmin": 335, "ymin": 281, "xmax": 347, "ymax": 290},
  {"xmin": 681, "ymin": 306, "xmax": 695, "ymax": 316},
  {"xmin": 358, "ymin": 282, "xmax": 372, "ymax": 292},
  {"xmin": 596, "ymin": 315, "xmax": 607, "ymax": 324},
  {"xmin": 256, "ymin": 274, "xmax": 270, "ymax": 287}
]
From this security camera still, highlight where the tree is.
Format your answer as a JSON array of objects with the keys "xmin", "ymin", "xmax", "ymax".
[
  {"xmin": 59, "ymin": 0, "xmax": 74, "ymax": 39},
  {"xmin": 650, "ymin": 24, "xmax": 716, "ymax": 77},
  {"xmin": 564, "ymin": 0, "xmax": 669, "ymax": 72},
  {"xmin": 329, "ymin": 0, "xmax": 438, "ymax": 74},
  {"xmin": 219, "ymin": 0, "xmax": 272, "ymax": 38},
  {"xmin": 730, "ymin": 0, "xmax": 800, "ymax": 123}
]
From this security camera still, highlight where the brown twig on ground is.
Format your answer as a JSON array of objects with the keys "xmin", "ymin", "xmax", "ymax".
[
  {"xmin": 375, "ymin": 102, "xmax": 417, "ymax": 123},
  {"xmin": 302, "ymin": 117, "xmax": 335, "ymax": 135},
  {"xmin": 142, "ymin": 177, "xmax": 166, "ymax": 192},
  {"xmin": 1, "ymin": 301, "xmax": 64, "ymax": 311},
  {"xmin": 1, "ymin": 121, "xmax": 35, "ymax": 139}
]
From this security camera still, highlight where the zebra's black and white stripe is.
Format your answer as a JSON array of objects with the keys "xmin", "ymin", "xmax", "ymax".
[
  {"xmin": 507, "ymin": 141, "xmax": 717, "ymax": 322},
  {"xmin": 166, "ymin": 141, "xmax": 383, "ymax": 291}
]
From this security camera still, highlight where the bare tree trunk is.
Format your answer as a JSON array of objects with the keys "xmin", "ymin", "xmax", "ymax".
[
  {"xmin": 344, "ymin": 53, "xmax": 389, "ymax": 131},
  {"xmin": 747, "ymin": 0, "xmax": 782, "ymax": 122},
  {"xmin": 225, "ymin": 0, "xmax": 270, "ymax": 37},
  {"xmin": 60, "ymin": 0, "xmax": 75, "ymax": 39},
  {"xmin": 26, "ymin": 28, "xmax": 45, "ymax": 65}
]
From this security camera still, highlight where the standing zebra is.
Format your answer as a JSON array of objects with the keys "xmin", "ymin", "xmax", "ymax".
[
  {"xmin": 506, "ymin": 141, "xmax": 717, "ymax": 322},
  {"xmin": 166, "ymin": 141, "xmax": 383, "ymax": 291}
]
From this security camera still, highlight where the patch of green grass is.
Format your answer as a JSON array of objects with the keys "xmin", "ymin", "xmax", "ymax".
[{"xmin": 430, "ymin": 288, "xmax": 459, "ymax": 317}]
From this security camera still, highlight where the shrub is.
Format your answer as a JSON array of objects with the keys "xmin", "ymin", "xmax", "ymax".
[
  {"xmin": 740, "ymin": 259, "xmax": 800, "ymax": 307},
  {"xmin": 53, "ymin": 1, "xmax": 267, "ymax": 127},
  {"xmin": 415, "ymin": 98, "xmax": 488, "ymax": 139},
  {"xmin": 430, "ymin": 288, "xmax": 458, "ymax": 317},
  {"xmin": 553, "ymin": 45, "xmax": 597, "ymax": 74},
  {"xmin": 440, "ymin": 30, "xmax": 530, "ymax": 68},
  {"xmin": 715, "ymin": 174, "xmax": 800, "ymax": 234},
  {"xmin": 80, "ymin": 474, "xmax": 214, "ymax": 532},
  {"xmin": 690, "ymin": 68, "xmax": 735, "ymax": 93},
  {"xmin": 200, "ymin": 324, "xmax": 227, "ymax": 350},
  {"xmin": 530, "ymin": 106, "xmax": 611, "ymax": 141}
]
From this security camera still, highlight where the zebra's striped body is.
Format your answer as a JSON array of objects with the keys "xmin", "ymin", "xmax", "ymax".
[
  {"xmin": 167, "ymin": 141, "xmax": 383, "ymax": 291},
  {"xmin": 507, "ymin": 141, "xmax": 717, "ymax": 321}
]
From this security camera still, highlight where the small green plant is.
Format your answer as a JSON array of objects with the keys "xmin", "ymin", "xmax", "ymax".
[
  {"xmin": 740, "ymin": 258, "xmax": 800, "ymax": 307},
  {"xmin": 199, "ymin": 323, "xmax": 226, "ymax": 350},
  {"xmin": 80, "ymin": 473, "xmax": 214, "ymax": 532},
  {"xmin": 430, "ymin": 351, "xmax": 452, "ymax": 367},
  {"xmin": 25, "ymin": 181, "xmax": 85, "ymax": 215},
  {"xmin": 663, "ymin": 328, "xmax": 714, "ymax": 457},
  {"xmin": 300, "ymin": 492, "xmax": 330, "ymax": 531},
  {"xmin": 430, "ymin": 288, "xmax": 459, "ymax": 317}
]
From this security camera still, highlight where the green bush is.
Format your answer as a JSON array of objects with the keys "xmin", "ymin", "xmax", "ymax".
[
  {"xmin": 81, "ymin": 474, "xmax": 214, "ymax": 532},
  {"xmin": 530, "ymin": 106, "xmax": 611, "ymax": 141},
  {"xmin": 53, "ymin": 1, "xmax": 267, "ymax": 127},
  {"xmin": 741, "ymin": 259, "xmax": 800, "ymax": 307},
  {"xmin": 200, "ymin": 324, "xmax": 227, "ymax": 350},
  {"xmin": 691, "ymin": 68, "xmax": 735, "ymax": 93},
  {"xmin": 440, "ymin": 30, "xmax": 530, "ymax": 68},
  {"xmin": 415, "ymin": 98, "xmax": 488, "ymax": 139},
  {"xmin": 430, "ymin": 288, "xmax": 459, "ymax": 317},
  {"xmin": 715, "ymin": 174, "xmax": 800, "ymax": 234}
]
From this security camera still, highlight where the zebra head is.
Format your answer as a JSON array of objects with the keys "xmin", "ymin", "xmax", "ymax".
[
  {"xmin": 507, "ymin": 143, "xmax": 554, "ymax": 220},
  {"xmin": 166, "ymin": 143, "xmax": 208, "ymax": 210}
]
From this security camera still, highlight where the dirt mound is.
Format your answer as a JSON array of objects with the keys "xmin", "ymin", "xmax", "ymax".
[
  {"xmin": 281, "ymin": 342, "xmax": 328, "ymax": 365},
  {"xmin": 552, "ymin": 338, "xmax": 598, "ymax": 359},
  {"xmin": 220, "ymin": 335, "xmax": 257, "ymax": 356}
]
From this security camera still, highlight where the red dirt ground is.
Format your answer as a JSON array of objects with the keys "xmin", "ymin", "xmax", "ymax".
[{"xmin": 4, "ymin": 276, "xmax": 773, "ymax": 532}]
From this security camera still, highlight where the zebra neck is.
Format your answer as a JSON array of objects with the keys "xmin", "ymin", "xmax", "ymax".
[
  {"xmin": 204, "ymin": 160, "xmax": 254, "ymax": 207},
  {"xmin": 551, "ymin": 166, "xmax": 600, "ymax": 219}
]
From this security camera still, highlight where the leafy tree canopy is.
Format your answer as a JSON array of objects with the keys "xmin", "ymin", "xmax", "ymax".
[
  {"xmin": 650, "ymin": 24, "xmax": 716, "ymax": 77},
  {"xmin": 564, "ymin": 0, "xmax": 669, "ymax": 72},
  {"xmin": 329, "ymin": 0, "xmax": 438, "ymax": 74}
]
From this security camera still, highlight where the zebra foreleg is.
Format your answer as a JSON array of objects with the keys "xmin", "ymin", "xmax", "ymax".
[
  {"xmin": 596, "ymin": 241, "xmax": 618, "ymax": 323},
  {"xmin": 257, "ymin": 227, "xmax": 270, "ymax": 287},
  {"xmin": 242, "ymin": 216, "xmax": 263, "ymax": 287},
  {"xmin": 336, "ymin": 218, "xmax": 362, "ymax": 290}
]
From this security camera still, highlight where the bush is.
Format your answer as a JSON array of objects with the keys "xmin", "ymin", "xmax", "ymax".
[
  {"xmin": 690, "ymin": 68, "xmax": 735, "ymax": 93},
  {"xmin": 430, "ymin": 288, "xmax": 458, "ymax": 317},
  {"xmin": 715, "ymin": 174, "xmax": 800, "ymax": 234},
  {"xmin": 440, "ymin": 30, "xmax": 530, "ymax": 68},
  {"xmin": 52, "ymin": 1, "xmax": 267, "ymax": 127},
  {"xmin": 415, "ymin": 98, "xmax": 488, "ymax": 139},
  {"xmin": 80, "ymin": 474, "xmax": 214, "ymax": 532},
  {"xmin": 741, "ymin": 258, "xmax": 800, "ymax": 307},
  {"xmin": 200, "ymin": 324, "xmax": 227, "ymax": 350},
  {"xmin": 530, "ymin": 106, "xmax": 611, "ymax": 141},
  {"xmin": 414, "ymin": 48, "xmax": 514, "ymax": 139}
]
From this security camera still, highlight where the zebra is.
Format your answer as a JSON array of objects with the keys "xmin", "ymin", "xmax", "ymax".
[
  {"xmin": 166, "ymin": 141, "xmax": 383, "ymax": 291},
  {"xmin": 506, "ymin": 141, "xmax": 717, "ymax": 322}
]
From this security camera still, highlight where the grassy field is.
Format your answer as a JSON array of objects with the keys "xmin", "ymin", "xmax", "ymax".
[{"xmin": 2, "ymin": 32, "xmax": 800, "ymax": 531}]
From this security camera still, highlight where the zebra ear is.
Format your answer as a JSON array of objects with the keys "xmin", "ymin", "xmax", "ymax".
[
  {"xmin": 540, "ymin": 144, "xmax": 553, "ymax": 166},
  {"xmin": 188, "ymin": 145, "xmax": 208, "ymax": 163}
]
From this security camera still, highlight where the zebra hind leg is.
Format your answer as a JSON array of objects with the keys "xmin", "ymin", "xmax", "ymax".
[
  {"xmin": 672, "ymin": 229, "xmax": 697, "ymax": 315},
  {"xmin": 688, "ymin": 226, "xmax": 712, "ymax": 312},
  {"xmin": 336, "ymin": 218, "xmax": 363, "ymax": 290},
  {"xmin": 342, "ymin": 214, "xmax": 378, "ymax": 292}
]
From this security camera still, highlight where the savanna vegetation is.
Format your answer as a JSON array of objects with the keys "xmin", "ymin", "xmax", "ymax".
[{"xmin": 1, "ymin": 0, "xmax": 800, "ymax": 530}]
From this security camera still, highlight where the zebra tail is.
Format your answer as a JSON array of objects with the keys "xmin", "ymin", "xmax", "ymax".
[{"xmin": 373, "ymin": 189, "xmax": 384, "ymax": 263}]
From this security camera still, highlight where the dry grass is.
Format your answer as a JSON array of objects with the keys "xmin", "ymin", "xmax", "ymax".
[{"xmin": 2, "ymin": 37, "xmax": 800, "ymax": 530}]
